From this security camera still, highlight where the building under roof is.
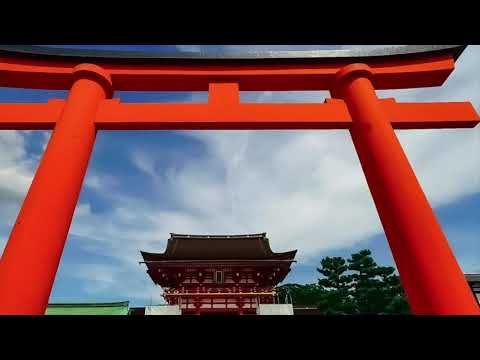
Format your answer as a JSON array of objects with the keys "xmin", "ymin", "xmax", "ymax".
[
  {"xmin": 465, "ymin": 274, "xmax": 480, "ymax": 304},
  {"xmin": 140, "ymin": 233, "xmax": 297, "ymax": 315}
]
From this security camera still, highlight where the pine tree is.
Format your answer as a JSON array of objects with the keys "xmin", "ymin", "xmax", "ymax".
[
  {"xmin": 347, "ymin": 249, "xmax": 410, "ymax": 314},
  {"xmin": 316, "ymin": 256, "xmax": 356, "ymax": 314},
  {"xmin": 276, "ymin": 283, "xmax": 323, "ymax": 306},
  {"xmin": 276, "ymin": 249, "xmax": 410, "ymax": 314}
]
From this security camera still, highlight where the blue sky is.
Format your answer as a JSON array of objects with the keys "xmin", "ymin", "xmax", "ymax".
[{"xmin": 0, "ymin": 45, "xmax": 479, "ymax": 306}]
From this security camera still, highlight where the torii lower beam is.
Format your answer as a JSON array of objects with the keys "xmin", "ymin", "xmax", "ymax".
[{"xmin": 0, "ymin": 96, "xmax": 477, "ymax": 130}]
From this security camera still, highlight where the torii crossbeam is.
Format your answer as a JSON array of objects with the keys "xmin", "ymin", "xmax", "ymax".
[{"xmin": 0, "ymin": 45, "xmax": 478, "ymax": 315}]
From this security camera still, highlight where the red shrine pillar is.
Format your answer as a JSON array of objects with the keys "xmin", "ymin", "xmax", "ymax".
[
  {"xmin": 0, "ymin": 64, "xmax": 112, "ymax": 315},
  {"xmin": 332, "ymin": 64, "xmax": 480, "ymax": 315},
  {"xmin": 237, "ymin": 298, "xmax": 244, "ymax": 315},
  {"xmin": 194, "ymin": 298, "xmax": 201, "ymax": 315}
]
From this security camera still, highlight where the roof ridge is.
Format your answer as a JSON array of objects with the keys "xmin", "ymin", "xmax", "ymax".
[
  {"xmin": 170, "ymin": 233, "xmax": 267, "ymax": 238},
  {"xmin": 140, "ymin": 232, "xmax": 297, "ymax": 262}
]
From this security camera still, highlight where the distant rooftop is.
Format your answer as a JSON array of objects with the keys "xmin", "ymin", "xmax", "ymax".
[
  {"xmin": 466, "ymin": 274, "xmax": 480, "ymax": 282},
  {"xmin": 141, "ymin": 233, "xmax": 297, "ymax": 262},
  {"xmin": 45, "ymin": 301, "xmax": 129, "ymax": 315}
]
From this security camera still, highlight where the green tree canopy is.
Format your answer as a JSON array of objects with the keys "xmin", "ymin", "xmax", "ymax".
[
  {"xmin": 276, "ymin": 249, "xmax": 410, "ymax": 314},
  {"xmin": 276, "ymin": 283, "xmax": 323, "ymax": 307},
  {"xmin": 346, "ymin": 249, "xmax": 409, "ymax": 314},
  {"xmin": 316, "ymin": 256, "xmax": 356, "ymax": 314}
]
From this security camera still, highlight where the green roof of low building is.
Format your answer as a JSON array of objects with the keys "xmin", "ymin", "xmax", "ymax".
[{"xmin": 45, "ymin": 301, "xmax": 129, "ymax": 315}]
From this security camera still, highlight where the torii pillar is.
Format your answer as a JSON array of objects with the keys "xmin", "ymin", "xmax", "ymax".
[
  {"xmin": 332, "ymin": 64, "xmax": 479, "ymax": 314},
  {"xmin": 0, "ymin": 65, "xmax": 112, "ymax": 314}
]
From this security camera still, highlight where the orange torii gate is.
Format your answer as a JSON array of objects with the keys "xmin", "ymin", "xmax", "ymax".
[{"xmin": 0, "ymin": 45, "xmax": 478, "ymax": 315}]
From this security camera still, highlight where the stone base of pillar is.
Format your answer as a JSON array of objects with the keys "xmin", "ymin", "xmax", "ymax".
[
  {"xmin": 256, "ymin": 304, "xmax": 294, "ymax": 315},
  {"xmin": 144, "ymin": 305, "xmax": 182, "ymax": 315}
]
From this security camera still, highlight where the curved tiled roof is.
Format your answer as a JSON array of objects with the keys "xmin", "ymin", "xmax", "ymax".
[{"xmin": 141, "ymin": 233, "xmax": 296, "ymax": 261}]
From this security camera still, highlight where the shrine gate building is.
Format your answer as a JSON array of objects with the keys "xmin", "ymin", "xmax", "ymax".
[{"xmin": 141, "ymin": 233, "xmax": 296, "ymax": 315}]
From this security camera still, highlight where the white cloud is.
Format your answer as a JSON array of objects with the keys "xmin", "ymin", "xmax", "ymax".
[
  {"xmin": 84, "ymin": 172, "xmax": 118, "ymax": 192},
  {"xmin": 175, "ymin": 45, "xmax": 203, "ymax": 52},
  {"xmin": 0, "ymin": 132, "xmax": 39, "ymax": 229},
  {"xmin": 130, "ymin": 150, "xmax": 160, "ymax": 180},
  {"xmin": 69, "ymin": 261, "xmax": 162, "ymax": 302},
  {"xmin": 71, "ymin": 263, "xmax": 116, "ymax": 286}
]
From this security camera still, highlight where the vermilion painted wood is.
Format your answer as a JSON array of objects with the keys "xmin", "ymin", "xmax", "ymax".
[
  {"xmin": 0, "ymin": 100, "xmax": 63, "ymax": 130},
  {"xmin": 382, "ymin": 99, "xmax": 480, "ymax": 129},
  {"xmin": 334, "ymin": 64, "xmax": 480, "ymax": 315},
  {"xmin": 95, "ymin": 99, "xmax": 353, "ymax": 130},
  {"xmin": 0, "ymin": 65, "xmax": 112, "ymax": 315},
  {"xmin": 0, "ymin": 53, "xmax": 454, "ymax": 91},
  {"xmin": 0, "ymin": 99, "xmax": 477, "ymax": 130},
  {"xmin": 96, "ymin": 99, "xmax": 480, "ymax": 130}
]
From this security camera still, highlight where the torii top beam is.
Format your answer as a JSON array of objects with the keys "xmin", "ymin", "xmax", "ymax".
[
  {"xmin": 0, "ymin": 45, "xmax": 477, "ymax": 131},
  {"xmin": 0, "ymin": 45, "xmax": 468, "ymax": 91}
]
